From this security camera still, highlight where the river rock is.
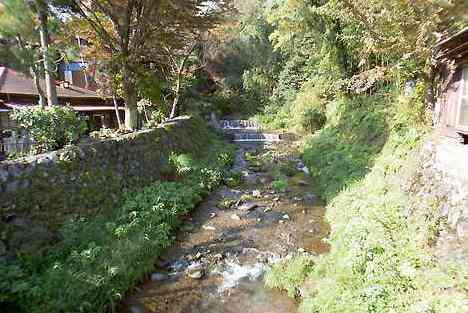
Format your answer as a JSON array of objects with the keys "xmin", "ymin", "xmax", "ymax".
[
  {"xmin": 238, "ymin": 202, "xmax": 258, "ymax": 212},
  {"xmin": 151, "ymin": 272, "xmax": 169, "ymax": 282},
  {"xmin": 304, "ymin": 193, "xmax": 317, "ymax": 205},
  {"xmin": 182, "ymin": 224, "xmax": 195, "ymax": 232},
  {"xmin": 203, "ymin": 225, "xmax": 216, "ymax": 231},
  {"xmin": 252, "ymin": 190, "xmax": 261, "ymax": 198},
  {"xmin": 231, "ymin": 214, "xmax": 241, "ymax": 221},
  {"xmin": 186, "ymin": 263, "xmax": 205, "ymax": 280},
  {"xmin": 170, "ymin": 258, "xmax": 189, "ymax": 272},
  {"xmin": 130, "ymin": 304, "xmax": 147, "ymax": 313},
  {"xmin": 214, "ymin": 253, "xmax": 224, "ymax": 261}
]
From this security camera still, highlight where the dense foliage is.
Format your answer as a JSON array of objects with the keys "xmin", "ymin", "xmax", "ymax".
[{"xmin": 11, "ymin": 106, "xmax": 88, "ymax": 153}]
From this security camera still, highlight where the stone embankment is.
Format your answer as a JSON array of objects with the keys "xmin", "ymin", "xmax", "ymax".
[{"xmin": 0, "ymin": 116, "xmax": 213, "ymax": 260}]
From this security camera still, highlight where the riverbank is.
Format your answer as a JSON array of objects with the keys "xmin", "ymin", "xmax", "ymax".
[
  {"xmin": 120, "ymin": 141, "xmax": 330, "ymax": 313},
  {"xmin": 265, "ymin": 125, "xmax": 468, "ymax": 312}
]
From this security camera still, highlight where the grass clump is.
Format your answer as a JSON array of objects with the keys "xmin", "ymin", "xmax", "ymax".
[
  {"xmin": 225, "ymin": 170, "xmax": 245, "ymax": 188},
  {"xmin": 296, "ymin": 129, "xmax": 467, "ymax": 313},
  {"xmin": 272, "ymin": 177, "xmax": 288, "ymax": 193},
  {"xmin": 265, "ymin": 89, "xmax": 467, "ymax": 313},
  {"xmin": 218, "ymin": 198, "xmax": 237, "ymax": 210},
  {"xmin": 265, "ymin": 254, "xmax": 314, "ymax": 297}
]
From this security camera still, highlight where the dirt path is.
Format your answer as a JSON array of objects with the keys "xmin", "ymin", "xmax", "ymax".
[{"xmin": 120, "ymin": 141, "xmax": 329, "ymax": 313}]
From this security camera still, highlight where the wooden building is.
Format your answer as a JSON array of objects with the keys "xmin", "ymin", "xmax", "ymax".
[
  {"xmin": 434, "ymin": 27, "xmax": 468, "ymax": 142},
  {"xmin": 0, "ymin": 66, "xmax": 125, "ymax": 132}
]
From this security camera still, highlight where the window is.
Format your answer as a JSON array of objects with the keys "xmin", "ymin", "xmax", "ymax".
[{"xmin": 457, "ymin": 66, "xmax": 468, "ymax": 129}]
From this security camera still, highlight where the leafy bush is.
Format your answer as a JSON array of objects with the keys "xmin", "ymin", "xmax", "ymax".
[
  {"xmin": 279, "ymin": 160, "xmax": 299, "ymax": 177},
  {"xmin": 11, "ymin": 106, "xmax": 87, "ymax": 153},
  {"xmin": 144, "ymin": 109, "xmax": 166, "ymax": 128},
  {"xmin": 23, "ymin": 181, "xmax": 201, "ymax": 313},
  {"xmin": 290, "ymin": 80, "xmax": 327, "ymax": 133}
]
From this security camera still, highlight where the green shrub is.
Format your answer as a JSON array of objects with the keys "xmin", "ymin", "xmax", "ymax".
[
  {"xmin": 279, "ymin": 160, "xmax": 299, "ymax": 177},
  {"xmin": 301, "ymin": 107, "xmax": 326, "ymax": 132},
  {"xmin": 11, "ymin": 106, "xmax": 87, "ymax": 153},
  {"xmin": 290, "ymin": 80, "xmax": 328, "ymax": 133},
  {"xmin": 144, "ymin": 109, "xmax": 166, "ymax": 128},
  {"xmin": 225, "ymin": 170, "xmax": 244, "ymax": 188},
  {"xmin": 26, "ymin": 181, "xmax": 201, "ymax": 313},
  {"xmin": 272, "ymin": 176, "xmax": 288, "ymax": 193}
]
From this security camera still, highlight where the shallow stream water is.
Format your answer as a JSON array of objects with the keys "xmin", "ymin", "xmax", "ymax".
[{"xmin": 120, "ymin": 140, "xmax": 329, "ymax": 313}]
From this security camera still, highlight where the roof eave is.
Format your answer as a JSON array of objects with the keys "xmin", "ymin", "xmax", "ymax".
[{"xmin": 434, "ymin": 27, "xmax": 468, "ymax": 50}]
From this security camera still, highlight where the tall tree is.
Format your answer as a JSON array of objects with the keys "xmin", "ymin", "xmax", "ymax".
[
  {"xmin": 59, "ymin": 0, "xmax": 226, "ymax": 129},
  {"xmin": 0, "ymin": 0, "xmax": 46, "ymax": 106},
  {"xmin": 34, "ymin": 0, "xmax": 58, "ymax": 106}
]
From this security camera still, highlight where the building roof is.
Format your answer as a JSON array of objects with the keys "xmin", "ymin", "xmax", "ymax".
[
  {"xmin": 0, "ymin": 66, "xmax": 107, "ymax": 99},
  {"xmin": 1, "ymin": 102, "xmax": 125, "ymax": 112},
  {"xmin": 434, "ymin": 27, "xmax": 468, "ymax": 62}
]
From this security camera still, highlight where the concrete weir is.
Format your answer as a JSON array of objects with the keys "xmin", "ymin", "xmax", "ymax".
[{"xmin": 218, "ymin": 120, "xmax": 283, "ymax": 142}]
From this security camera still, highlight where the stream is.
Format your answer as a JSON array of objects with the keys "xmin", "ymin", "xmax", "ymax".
[{"xmin": 120, "ymin": 123, "xmax": 330, "ymax": 313}]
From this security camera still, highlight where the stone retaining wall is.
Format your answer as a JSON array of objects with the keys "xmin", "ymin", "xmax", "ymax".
[
  {"xmin": 413, "ymin": 136, "xmax": 468, "ymax": 267},
  {"xmin": 0, "ymin": 116, "xmax": 211, "ymax": 230}
]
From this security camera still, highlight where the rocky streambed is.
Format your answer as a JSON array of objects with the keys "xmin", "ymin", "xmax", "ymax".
[{"xmin": 120, "ymin": 141, "xmax": 330, "ymax": 313}]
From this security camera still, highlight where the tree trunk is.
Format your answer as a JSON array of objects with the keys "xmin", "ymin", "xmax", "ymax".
[
  {"xmin": 16, "ymin": 35, "xmax": 45, "ymax": 107},
  {"xmin": 112, "ymin": 95, "xmax": 123, "ymax": 129},
  {"xmin": 31, "ymin": 65, "xmax": 46, "ymax": 107},
  {"xmin": 36, "ymin": 0, "xmax": 58, "ymax": 106},
  {"xmin": 170, "ymin": 79, "xmax": 181, "ymax": 119},
  {"xmin": 122, "ymin": 64, "xmax": 139, "ymax": 129},
  {"xmin": 169, "ymin": 43, "xmax": 197, "ymax": 119}
]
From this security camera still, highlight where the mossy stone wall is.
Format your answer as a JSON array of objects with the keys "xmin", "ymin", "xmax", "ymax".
[{"xmin": 0, "ymin": 116, "xmax": 211, "ymax": 230}]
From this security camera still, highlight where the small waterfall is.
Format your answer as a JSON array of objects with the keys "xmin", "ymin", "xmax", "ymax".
[
  {"xmin": 232, "ymin": 132, "xmax": 282, "ymax": 142},
  {"xmin": 218, "ymin": 119, "xmax": 282, "ymax": 142},
  {"xmin": 219, "ymin": 120, "xmax": 260, "ymax": 130},
  {"xmin": 218, "ymin": 120, "xmax": 282, "ymax": 142}
]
